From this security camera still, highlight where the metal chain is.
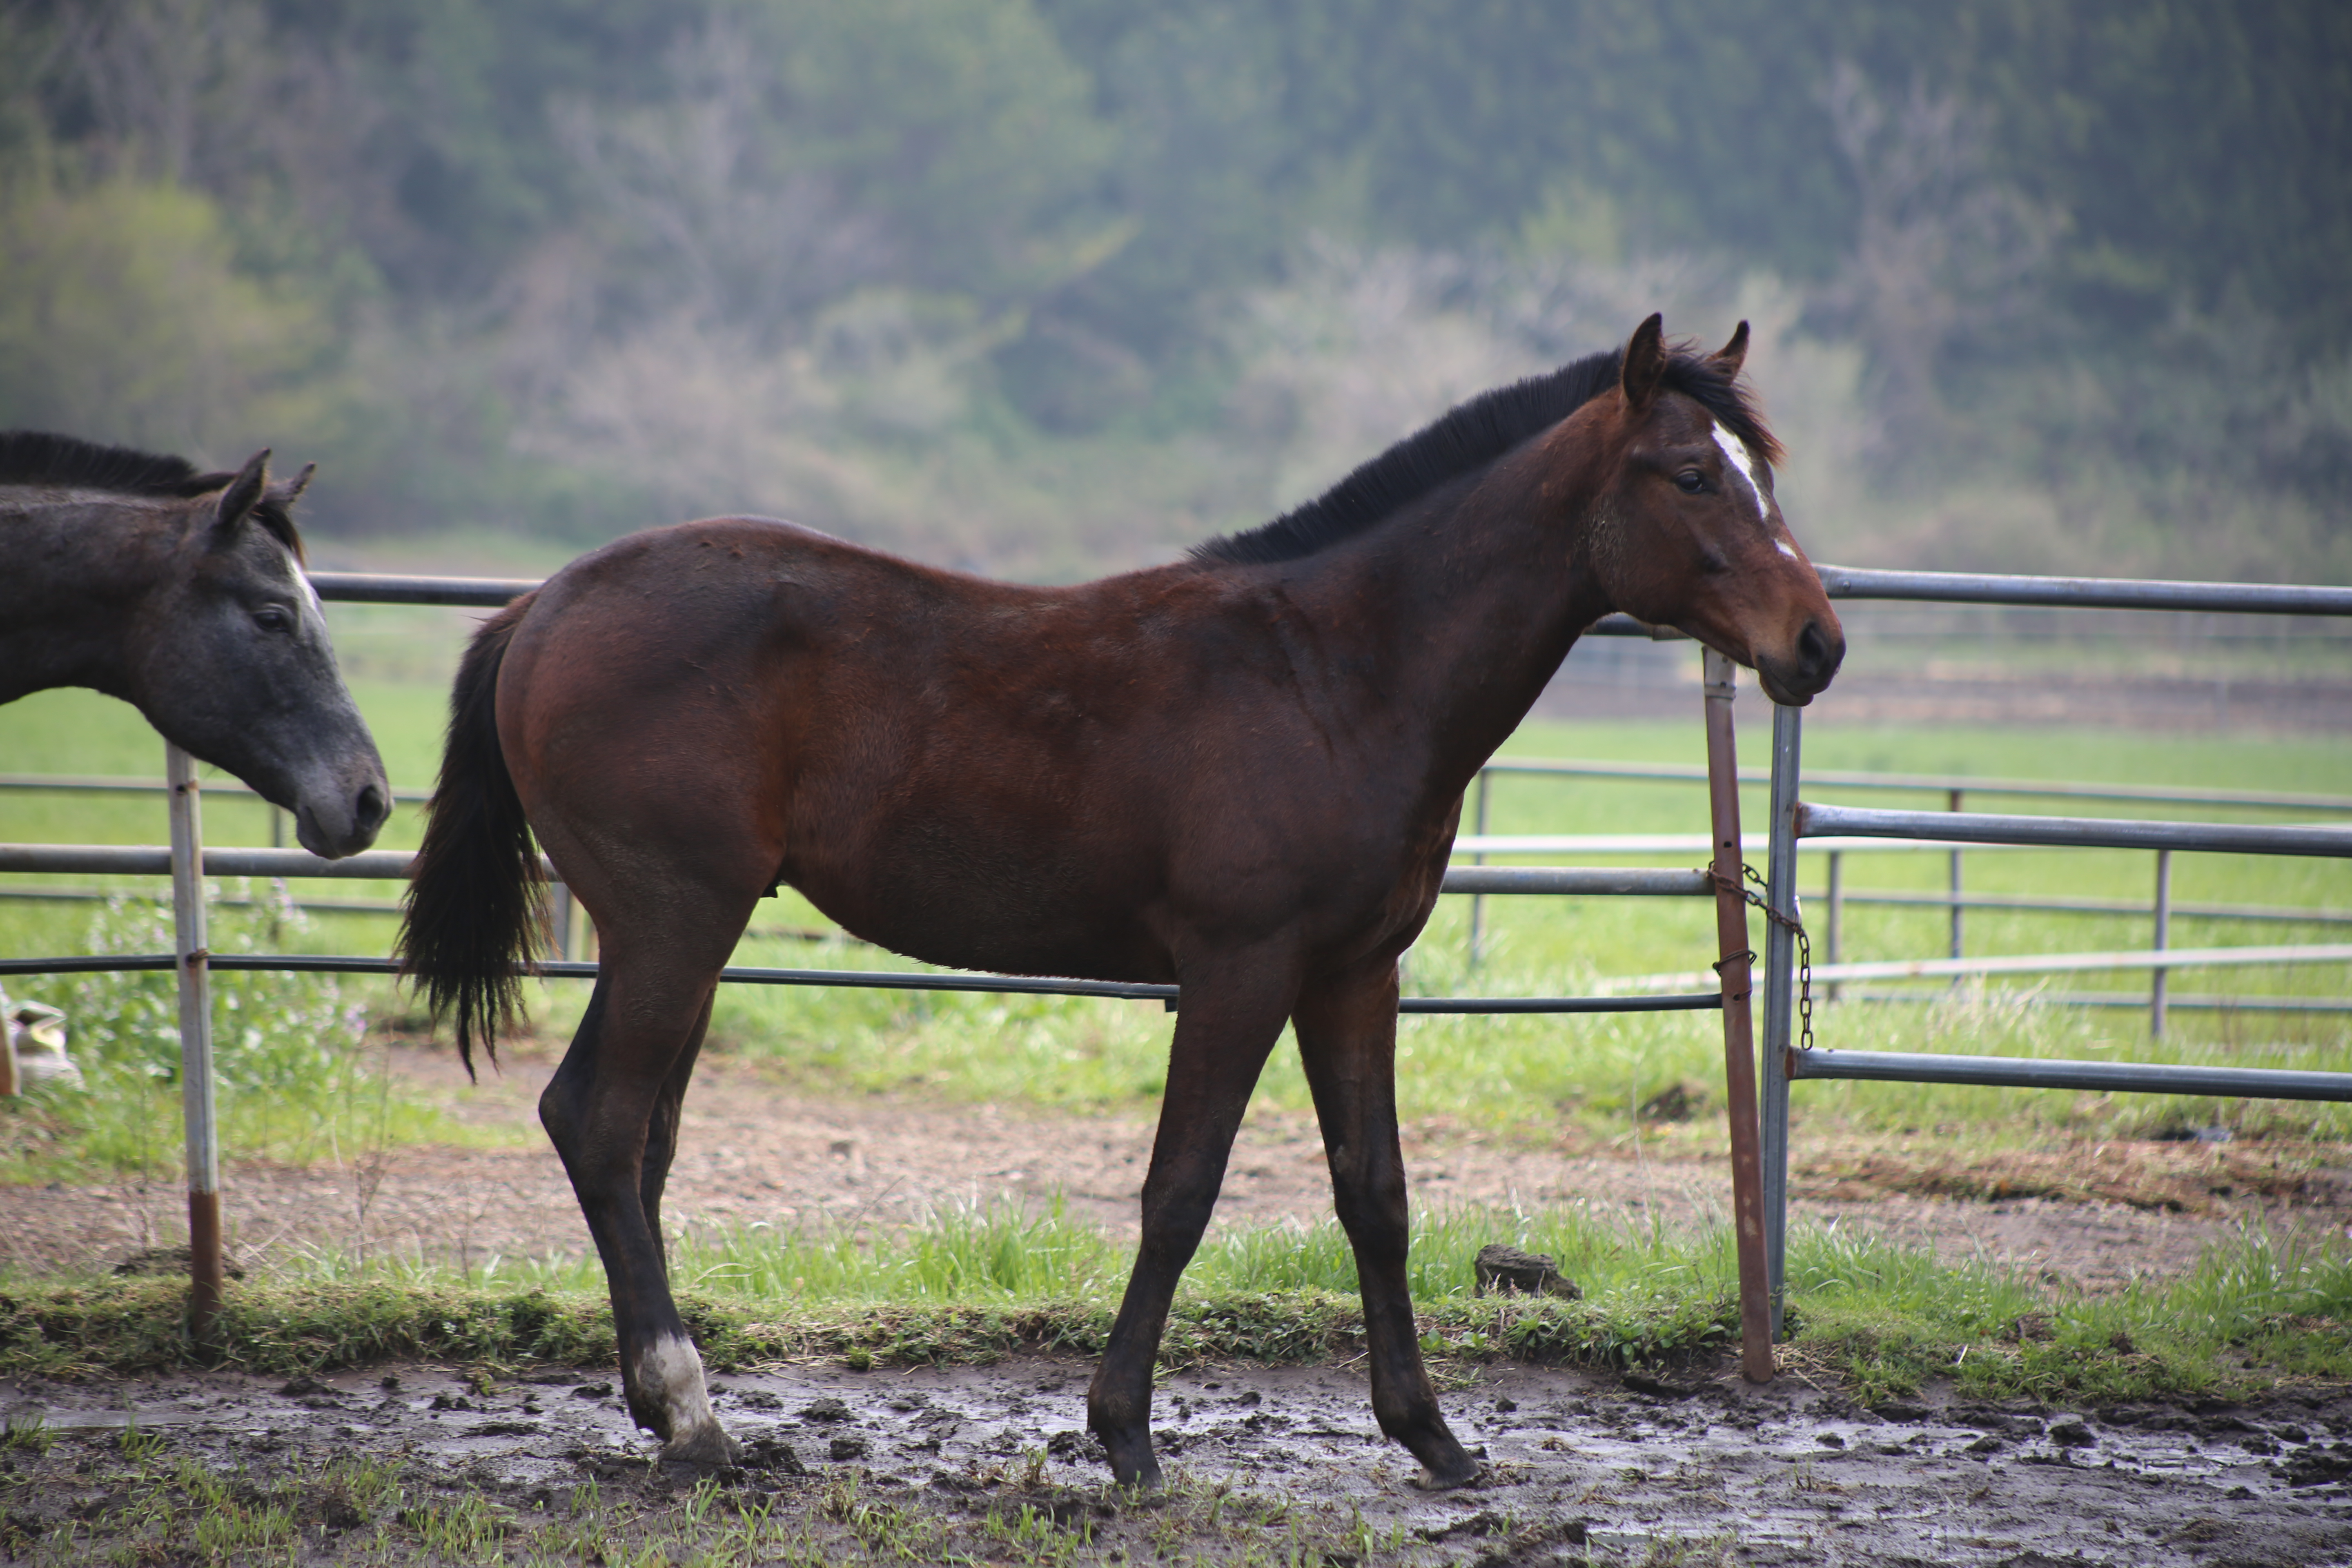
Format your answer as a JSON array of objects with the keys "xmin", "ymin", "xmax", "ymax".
[{"xmin": 1702, "ymin": 862, "xmax": 1815, "ymax": 1056}]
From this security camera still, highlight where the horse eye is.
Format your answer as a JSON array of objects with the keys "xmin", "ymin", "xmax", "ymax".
[
  {"xmin": 1675, "ymin": 469, "xmax": 1707, "ymax": 495},
  {"xmin": 254, "ymin": 606, "xmax": 294, "ymax": 633}
]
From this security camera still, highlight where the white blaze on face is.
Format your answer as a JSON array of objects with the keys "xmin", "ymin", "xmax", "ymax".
[
  {"xmin": 1711, "ymin": 422, "xmax": 1767, "ymax": 524},
  {"xmin": 1714, "ymin": 418, "xmax": 1801, "ymax": 563}
]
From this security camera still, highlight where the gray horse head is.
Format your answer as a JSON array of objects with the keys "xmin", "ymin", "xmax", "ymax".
[{"xmin": 0, "ymin": 435, "xmax": 390, "ymax": 858}]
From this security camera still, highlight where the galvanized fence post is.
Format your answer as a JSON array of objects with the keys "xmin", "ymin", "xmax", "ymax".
[
  {"xmin": 1701, "ymin": 650, "xmax": 1773, "ymax": 1381},
  {"xmin": 1761, "ymin": 701, "xmax": 1803, "ymax": 1341},
  {"xmin": 2152, "ymin": 849, "xmax": 2173, "ymax": 1038},
  {"xmin": 1948, "ymin": 788, "xmax": 1965, "ymax": 978},
  {"xmin": 166, "ymin": 743, "xmax": 224, "ymax": 1342},
  {"xmin": 1823, "ymin": 850, "xmax": 1843, "ymax": 1002}
]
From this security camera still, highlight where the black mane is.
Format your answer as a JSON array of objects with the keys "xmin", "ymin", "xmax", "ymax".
[
  {"xmin": 0, "ymin": 430, "xmax": 306, "ymax": 557},
  {"xmin": 1194, "ymin": 343, "xmax": 1776, "ymax": 567}
]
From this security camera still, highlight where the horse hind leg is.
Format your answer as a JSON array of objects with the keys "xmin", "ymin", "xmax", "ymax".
[
  {"xmin": 1293, "ymin": 964, "xmax": 1479, "ymax": 1488},
  {"xmin": 539, "ymin": 964, "xmax": 737, "ymax": 1466},
  {"xmin": 639, "ymin": 989, "xmax": 714, "ymax": 1278}
]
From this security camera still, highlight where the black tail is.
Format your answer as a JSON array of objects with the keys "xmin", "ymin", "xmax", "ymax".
[{"xmin": 396, "ymin": 596, "xmax": 542, "ymax": 1073}]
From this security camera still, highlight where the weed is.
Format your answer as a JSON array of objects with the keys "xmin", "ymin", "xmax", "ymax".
[
  {"xmin": 191, "ymin": 1493, "xmax": 296, "ymax": 1561},
  {"xmin": 403, "ymin": 1492, "xmax": 507, "ymax": 1559},
  {"xmin": 112, "ymin": 1421, "xmax": 164, "ymax": 1462}
]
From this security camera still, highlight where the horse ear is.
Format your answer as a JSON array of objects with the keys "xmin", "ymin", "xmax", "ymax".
[
  {"xmin": 1621, "ymin": 314, "xmax": 1667, "ymax": 414},
  {"xmin": 266, "ymin": 461, "xmax": 316, "ymax": 510},
  {"xmin": 1711, "ymin": 320, "xmax": 1751, "ymax": 376},
  {"xmin": 212, "ymin": 449, "xmax": 271, "ymax": 545}
]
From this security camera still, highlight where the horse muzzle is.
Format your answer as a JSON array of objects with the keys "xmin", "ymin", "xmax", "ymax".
[
  {"xmin": 1753, "ymin": 615, "xmax": 1845, "ymax": 707},
  {"xmin": 293, "ymin": 766, "xmax": 392, "ymax": 859}
]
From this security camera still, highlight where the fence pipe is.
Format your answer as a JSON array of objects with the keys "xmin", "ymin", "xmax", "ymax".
[
  {"xmin": 1701, "ymin": 650, "xmax": 1773, "ymax": 1382},
  {"xmin": 1795, "ymin": 804, "xmax": 2352, "ymax": 858},
  {"xmin": 1824, "ymin": 851, "xmax": 1843, "ymax": 1002},
  {"xmin": 1841, "ymin": 989, "xmax": 2352, "ymax": 1015},
  {"xmin": 1609, "ymin": 941, "xmax": 2352, "ymax": 991},
  {"xmin": 22, "ymin": 760, "xmax": 2352, "ymax": 817},
  {"xmin": 1759, "ymin": 702, "xmax": 1802, "ymax": 1341},
  {"xmin": 0, "ymin": 845, "xmax": 1708, "ymax": 900},
  {"xmin": 1814, "ymin": 566, "xmax": 2352, "ymax": 616},
  {"xmin": 166, "ymin": 744, "xmax": 223, "ymax": 1343},
  {"xmin": 1469, "ymin": 759, "xmax": 2352, "ymax": 815},
  {"xmin": 1947, "ymin": 791, "xmax": 1964, "ymax": 977},
  {"xmin": 2152, "ymin": 851, "xmax": 2174, "ymax": 1039},
  {"xmin": 1787, "ymin": 1048, "xmax": 2352, "ymax": 1102},
  {"xmin": 1822, "ymin": 889, "xmax": 2352, "ymax": 925}
]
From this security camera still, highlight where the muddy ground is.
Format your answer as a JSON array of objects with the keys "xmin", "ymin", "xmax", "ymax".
[
  {"xmin": 4, "ymin": 1049, "xmax": 2351, "ymax": 1563},
  {"xmin": 4, "ymin": 1354, "xmax": 2351, "ymax": 1565}
]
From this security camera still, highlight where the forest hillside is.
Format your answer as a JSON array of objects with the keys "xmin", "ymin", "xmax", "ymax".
[{"xmin": 2, "ymin": 0, "xmax": 2345, "ymax": 583}]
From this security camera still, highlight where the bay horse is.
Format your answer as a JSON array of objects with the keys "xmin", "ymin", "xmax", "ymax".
[
  {"xmin": 400, "ymin": 316, "xmax": 1843, "ymax": 1487},
  {"xmin": 0, "ymin": 432, "xmax": 388, "ymax": 857}
]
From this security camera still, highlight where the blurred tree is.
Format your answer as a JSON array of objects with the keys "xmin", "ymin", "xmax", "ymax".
[{"xmin": 0, "ymin": 175, "xmax": 329, "ymax": 457}]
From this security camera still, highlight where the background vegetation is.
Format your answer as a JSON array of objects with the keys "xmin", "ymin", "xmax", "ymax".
[{"xmin": 1, "ymin": 0, "xmax": 2346, "ymax": 582}]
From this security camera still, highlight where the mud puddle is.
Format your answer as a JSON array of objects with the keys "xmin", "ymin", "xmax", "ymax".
[{"xmin": 4, "ymin": 1356, "xmax": 2351, "ymax": 1564}]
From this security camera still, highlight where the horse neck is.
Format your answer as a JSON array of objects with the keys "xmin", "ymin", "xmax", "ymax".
[
  {"xmin": 1292, "ymin": 422, "xmax": 1616, "ymax": 791},
  {"xmin": 0, "ymin": 493, "xmax": 182, "ymax": 703}
]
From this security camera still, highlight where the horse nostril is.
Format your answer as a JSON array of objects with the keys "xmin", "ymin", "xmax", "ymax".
[
  {"xmin": 356, "ymin": 782, "xmax": 388, "ymax": 830},
  {"xmin": 1797, "ymin": 619, "xmax": 1843, "ymax": 681}
]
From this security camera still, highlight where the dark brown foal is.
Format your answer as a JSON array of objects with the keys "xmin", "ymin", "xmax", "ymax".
[{"xmin": 401, "ymin": 315, "xmax": 1843, "ymax": 1483}]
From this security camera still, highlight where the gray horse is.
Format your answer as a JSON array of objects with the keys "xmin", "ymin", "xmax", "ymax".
[{"xmin": 0, "ymin": 432, "xmax": 388, "ymax": 856}]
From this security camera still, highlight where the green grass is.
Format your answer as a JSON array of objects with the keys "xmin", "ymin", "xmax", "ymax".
[{"xmin": 0, "ymin": 1205, "xmax": 2341, "ymax": 1411}]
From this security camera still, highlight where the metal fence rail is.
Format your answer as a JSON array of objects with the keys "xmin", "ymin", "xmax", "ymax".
[
  {"xmin": 1477, "ymin": 757, "xmax": 2352, "ymax": 815},
  {"xmin": 1787, "ymin": 1047, "xmax": 2352, "ymax": 1102},
  {"xmin": 1815, "ymin": 566, "xmax": 2352, "ymax": 616},
  {"xmin": 1796, "ymin": 804, "xmax": 2352, "ymax": 858}
]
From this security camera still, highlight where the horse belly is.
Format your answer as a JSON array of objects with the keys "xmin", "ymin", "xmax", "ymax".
[{"xmin": 794, "ymin": 854, "xmax": 1166, "ymax": 983}]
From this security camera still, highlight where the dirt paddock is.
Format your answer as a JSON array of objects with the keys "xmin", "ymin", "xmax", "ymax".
[
  {"xmin": 3, "ymin": 1049, "xmax": 2350, "ymax": 1563},
  {"xmin": 2, "ymin": 1354, "xmax": 2349, "ymax": 1565}
]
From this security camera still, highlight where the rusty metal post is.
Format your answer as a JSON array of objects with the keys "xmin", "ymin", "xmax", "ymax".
[
  {"xmin": 167, "ymin": 744, "xmax": 224, "ymax": 1344},
  {"xmin": 1702, "ymin": 650, "xmax": 1774, "ymax": 1382}
]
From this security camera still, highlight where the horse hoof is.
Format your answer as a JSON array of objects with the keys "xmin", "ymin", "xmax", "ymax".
[
  {"xmin": 1409, "ymin": 1454, "xmax": 1486, "ymax": 1491},
  {"xmin": 1100, "ymin": 1437, "xmax": 1163, "ymax": 1492},
  {"xmin": 659, "ymin": 1424, "xmax": 743, "ymax": 1469}
]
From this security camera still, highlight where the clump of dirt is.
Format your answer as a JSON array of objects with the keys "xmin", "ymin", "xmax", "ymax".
[{"xmin": 4, "ymin": 1356, "xmax": 2350, "ymax": 1566}]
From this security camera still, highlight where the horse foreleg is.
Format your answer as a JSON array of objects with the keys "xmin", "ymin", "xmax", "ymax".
[
  {"xmin": 539, "ymin": 965, "xmax": 738, "ymax": 1467},
  {"xmin": 1088, "ymin": 960, "xmax": 1295, "ymax": 1490},
  {"xmin": 1294, "ymin": 963, "xmax": 1479, "ymax": 1488}
]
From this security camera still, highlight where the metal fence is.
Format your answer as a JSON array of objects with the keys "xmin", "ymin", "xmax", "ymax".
[
  {"xmin": 1756, "ymin": 568, "xmax": 2352, "ymax": 1339},
  {"xmin": 7, "ymin": 562, "xmax": 2351, "ymax": 1368},
  {"xmin": 0, "ymin": 578, "xmax": 1777, "ymax": 1354}
]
